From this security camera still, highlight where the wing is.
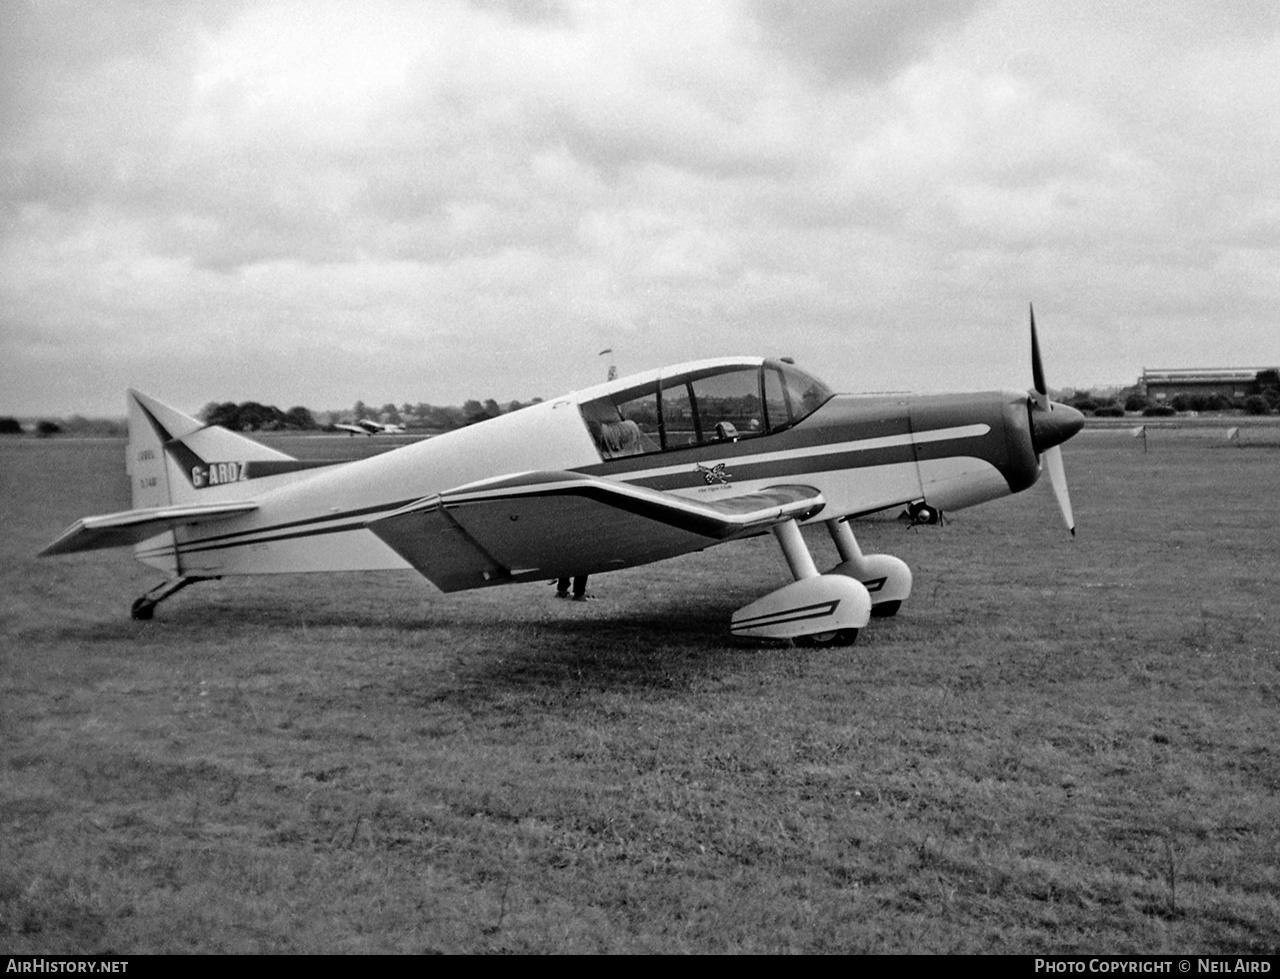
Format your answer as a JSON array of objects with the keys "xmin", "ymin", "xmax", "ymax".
[
  {"xmin": 39, "ymin": 501, "xmax": 259, "ymax": 556},
  {"xmin": 365, "ymin": 470, "xmax": 825, "ymax": 592}
]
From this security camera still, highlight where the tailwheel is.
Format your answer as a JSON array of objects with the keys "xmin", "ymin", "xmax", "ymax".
[
  {"xmin": 797, "ymin": 628, "xmax": 859, "ymax": 648},
  {"xmin": 129, "ymin": 574, "xmax": 216, "ymax": 620}
]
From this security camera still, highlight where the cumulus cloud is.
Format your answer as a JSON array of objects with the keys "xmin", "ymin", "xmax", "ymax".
[{"xmin": 748, "ymin": 0, "xmax": 990, "ymax": 83}]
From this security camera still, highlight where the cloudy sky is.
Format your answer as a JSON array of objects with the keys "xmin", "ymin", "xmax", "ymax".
[{"xmin": 3, "ymin": 0, "xmax": 1278, "ymax": 417}]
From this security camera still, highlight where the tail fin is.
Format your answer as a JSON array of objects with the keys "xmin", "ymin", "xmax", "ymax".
[{"xmin": 126, "ymin": 390, "xmax": 300, "ymax": 507}]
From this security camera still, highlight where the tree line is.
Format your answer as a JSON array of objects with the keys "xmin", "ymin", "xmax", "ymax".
[
  {"xmin": 199, "ymin": 402, "xmax": 318, "ymax": 431},
  {"xmin": 0, "ymin": 415, "xmax": 125, "ymax": 437},
  {"xmin": 1062, "ymin": 385, "xmax": 1280, "ymax": 418},
  {"xmin": 197, "ymin": 397, "xmax": 543, "ymax": 432},
  {"xmin": 350, "ymin": 398, "xmax": 543, "ymax": 430},
  {"xmin": 0, "ymin": 397, "xmax": 546, "ymax": 437}
]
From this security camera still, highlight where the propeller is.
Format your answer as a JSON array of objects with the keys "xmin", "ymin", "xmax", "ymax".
[{"xmin": 1027, "ymin": 304, "xmax": 1082, "ymax": 535}]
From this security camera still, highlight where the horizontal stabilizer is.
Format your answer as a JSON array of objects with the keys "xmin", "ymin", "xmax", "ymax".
[
  {"xmin": 39, "ymin": 501, "xmax": 259, "ymax": 557},
  {"xmin": 366, "ymin": 470, "xmax": 825, "ymax": 592}
]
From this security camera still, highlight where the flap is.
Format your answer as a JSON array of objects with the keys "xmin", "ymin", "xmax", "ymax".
[
  {"xmin": 365, "ymin": 470, "xmax": 824, "ymax": 592},
  {"xmin": 39, "ymin": 501, "xmax": 259, "ymax": 557}
]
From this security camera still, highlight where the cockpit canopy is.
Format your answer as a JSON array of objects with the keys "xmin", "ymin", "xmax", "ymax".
[{"xmin": 579, "ymin": 359, "xmax": 834, "ymax": 460}]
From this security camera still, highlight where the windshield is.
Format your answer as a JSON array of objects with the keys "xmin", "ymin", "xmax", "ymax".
[
  {"xmin": 763, "ymin": 360, "xmax": 834, "ymax": 432},
  {"xmin": 579, "ymin": 360, "xmax": 833, "ymax": 460}
]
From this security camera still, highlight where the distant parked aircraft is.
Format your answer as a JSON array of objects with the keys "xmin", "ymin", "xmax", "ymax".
[{"xmin": 334, "ymin": 419, "xmax": 407, "ymax": 436}]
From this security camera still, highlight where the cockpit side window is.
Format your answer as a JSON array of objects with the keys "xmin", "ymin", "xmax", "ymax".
[{"xmin": 685, "ymin": 367, "xmax": 765, "ymax": 444}]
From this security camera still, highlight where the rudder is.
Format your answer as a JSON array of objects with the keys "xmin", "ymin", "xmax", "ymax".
[{"xmin": 127, "ymin": 390, "xmax": 201, "ymax": 509}]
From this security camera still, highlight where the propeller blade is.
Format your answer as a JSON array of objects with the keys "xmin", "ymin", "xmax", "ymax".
[
  {"xmin": 1030, "ymin": 302, "xmax": 1049, "ymax": 409},
  {"xmin": 1028, "ymin": 304, "xmax": 1077, "ymax": 535},
  {"xmin": 1043, "ymin": 444, "xmax": 1075, "ymax": 536}
]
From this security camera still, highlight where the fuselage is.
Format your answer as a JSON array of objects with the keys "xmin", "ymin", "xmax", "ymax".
[{"xmin": 142, "ymin": 357, "xmax": 1066, "ymax": 580}]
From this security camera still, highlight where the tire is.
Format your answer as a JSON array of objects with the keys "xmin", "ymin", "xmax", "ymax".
[
  {"xmin": 797, "ymin": 628, "xmax": 858, "ymax": 648},
  {"xmin": 870, "ymin": 600, "xmax": 902, "ymax": 618}
]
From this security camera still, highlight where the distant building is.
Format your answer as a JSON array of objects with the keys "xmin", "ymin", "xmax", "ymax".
[{"xmin": 1139, "ymin": 368, "xmax": 1279, "ymax": 402}]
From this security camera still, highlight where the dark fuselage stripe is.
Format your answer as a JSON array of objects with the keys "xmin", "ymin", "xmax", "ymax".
[
  {"xmin": 611, "ymin": 439, "xmax": 988, "ymax": 494},
  {"xmin": 136, "ymin": 497, "xmax": 422, "ymax": 557}
]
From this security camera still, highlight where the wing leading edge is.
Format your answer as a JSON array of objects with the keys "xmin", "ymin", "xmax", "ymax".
[
  {"xmin": 39, "ymin": 501, "xmax": 259, "ymax": 557},
  {"xmin": 365, "ymin": 470, "xmax": 826, "ymax": 592}
]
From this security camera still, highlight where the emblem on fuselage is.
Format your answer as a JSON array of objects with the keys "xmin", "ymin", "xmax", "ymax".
[{"xmin": 697, "ymin": 462, "xmax": 733, "ymax": 485}]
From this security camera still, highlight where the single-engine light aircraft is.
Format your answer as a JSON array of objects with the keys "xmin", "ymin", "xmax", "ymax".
[
  {"xmin": 333, "ymin": 419, "xmax": 407, "ymax": 436},
  {"xmin": 40, "ymin": 308, "xmax": 1083, "ymax": 646}
]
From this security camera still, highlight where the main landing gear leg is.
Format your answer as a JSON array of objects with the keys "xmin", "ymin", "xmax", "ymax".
[
  {"xmin": 729, "ymin": 519, "xmax": 871, "ymax": 646},
  {"xmin": 825, "ymin": 518, "xmax": 912, "ymax": 618},
  {"xmin": 130, "ymin": 575, "xmax": 217, "ymax": 621},
  {"xmin": 774, "ymin": 518, "xmax": 820, "ymax": 581}
]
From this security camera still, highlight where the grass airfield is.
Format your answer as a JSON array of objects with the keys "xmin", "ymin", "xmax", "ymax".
[{"xmin": 1, "ymin": 425, "xmax": 1277, "ymax": 953}]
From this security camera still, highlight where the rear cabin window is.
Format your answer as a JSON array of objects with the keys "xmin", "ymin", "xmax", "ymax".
[
  {"xmin": 579, "ymin": 385, "xmax": 662, "ymax": 459},
  {"xmin": 579, "ymin": 361, "xmax": 832, "ymax": 460}
]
